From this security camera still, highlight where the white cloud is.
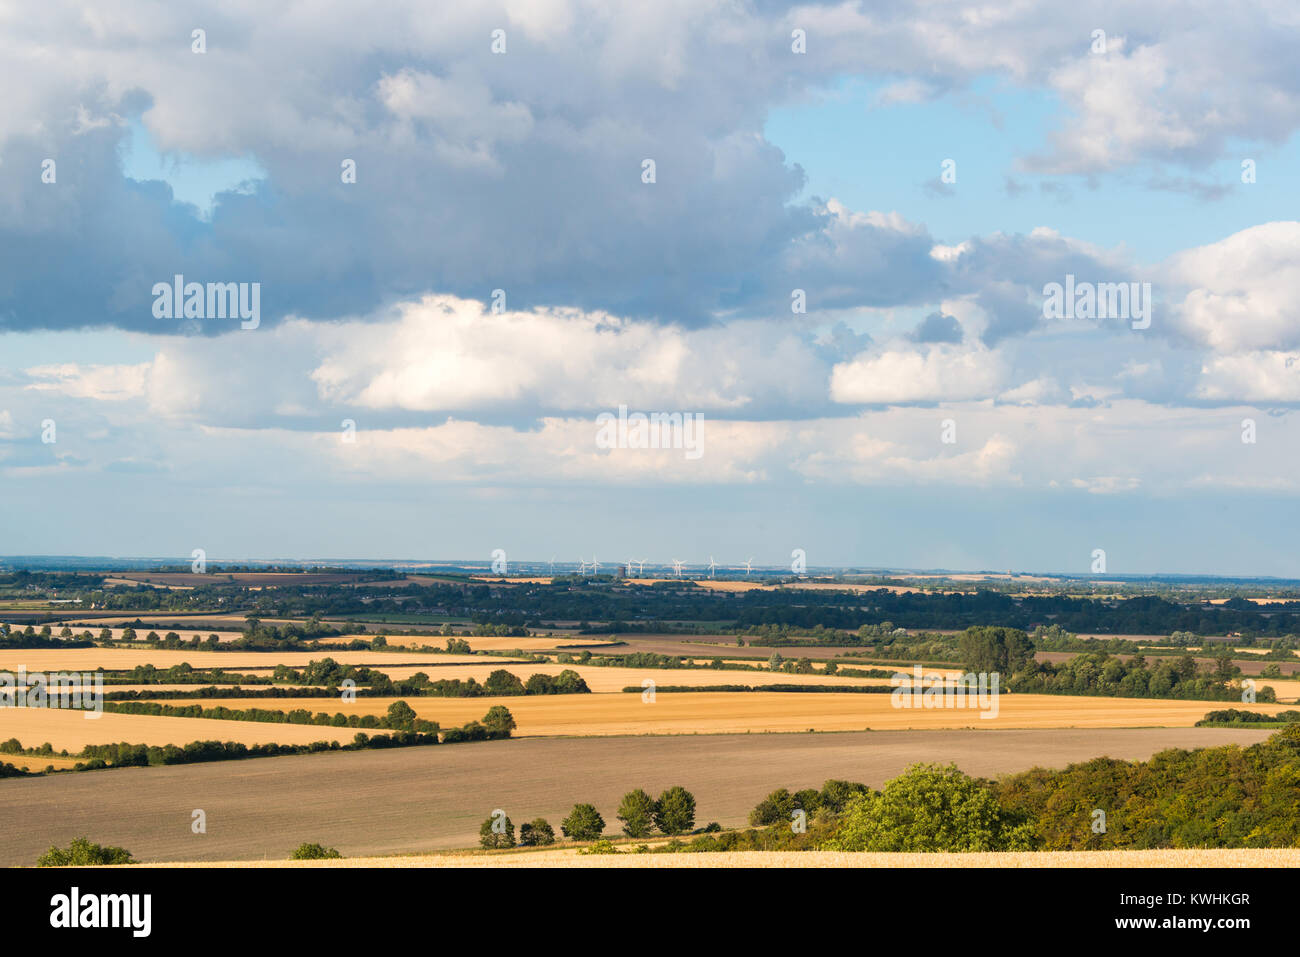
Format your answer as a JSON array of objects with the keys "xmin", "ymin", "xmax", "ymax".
[
  {"xmin": 1166, "ymin": 222, "xmax": 1300, "ymax": 353},
  {"xmin": 830, "ymin": 344, "xmax": 1007, "ymax": 404}
]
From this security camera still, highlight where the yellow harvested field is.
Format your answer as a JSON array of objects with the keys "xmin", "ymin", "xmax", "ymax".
[
  {"xmin": 2, "ymin": 753, "xmax": 82, "ymax": 772},
  {"xmin": 100, "ymin": 683, "xmax": 321, "ymax": 694},
  {"xmin": 1253, "ymin": 679, "xmax": 1300, "ymax": 702},
  {"xmin": 33, "ymin": 626, "xmax": 248, "ymax": 643},
  {"xmin": 144, "ymin": 691, "xmax": 1295, "ymax": 736},
  {"xmin": 354, "ymin": 662, "xmax": 902, "ymax": 692},
  {"xmin": 0, "ymin": 707, "xmax": 352, "ymax": 751},
  {"xmin": 150, "ymin": 847, "xmax": 1300, "ymax": 868},
  {"xmin": 0, "ymin": 649, "xmax": 490, "ymax": 673},
  {"xmin": 59, "ymin": 616, "xmax": 306, "ymax": 627},
  {"xmin": 314, "ymin": 634, "xmax": 619, "ymax": 653}
]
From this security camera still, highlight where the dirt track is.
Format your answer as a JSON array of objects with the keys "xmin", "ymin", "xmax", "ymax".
[{"xmin": 0, "ymin": 726, "xmax": 1270, "ymax": 866}]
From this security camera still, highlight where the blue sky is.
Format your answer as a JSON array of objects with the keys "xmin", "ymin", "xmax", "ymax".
[{"xmin": 1, "ymin": 2, "xmax": 1299, "ymax": 575}]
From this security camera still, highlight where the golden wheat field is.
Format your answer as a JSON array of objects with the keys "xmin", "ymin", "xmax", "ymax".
[
  {"xmin": 360, "ymin": 662, "xmax": 911, "ymax": 691},
  {"xmin": 0, "ymin": 648, "xmax": 491, "ymax": 672},
  {"xmin": 313, "ymin": 634, "xmax": 621, "ymax": 652},
  {"xmin": 141, "ymin": 690, "xmax": 1292, "ymax": 736},
  {"xmin": 23, "ymin": 626, "xmax": 248, "ymax": 643},
  {"xmin": 145, "ymin": 847, "xmax": 1300, "ymax": 868},
  {"xmin": 1, "ymin": 706, "xmax": 355, "ymax": 751}
]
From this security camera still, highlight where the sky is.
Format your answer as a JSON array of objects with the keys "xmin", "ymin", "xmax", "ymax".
[{"xmin": 1, "ymin": 1, "xmax": 1299, "ymax": 576}]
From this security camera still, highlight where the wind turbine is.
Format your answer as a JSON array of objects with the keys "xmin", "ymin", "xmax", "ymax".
[
  {"xmin": 636, "ymin": 559, "xmax": 646, "ymax": 575},
  {"xmin": 590, "ymin": 556, "xmax": 601, "ymax": 575},
  {"xmin": 671, "ymin": 559, "xmax": 684, "ymax": 579},
  {"xmin": 707, "ymin": 556, "xmax": 717, "ymax": 578},
  {"xmin": 578, "ymin": 558, "xmax": 588, "ymax": 575},
  {"xmin": 625, "ymin": 559, "xmax": 636, "ymax": 576},
  {"xmin": 548, "ymin": 558, "xmax": 555, "ymax": 574},
  {"xmin": 743, "ymin": 558, "xmax": 753, "ymax": 576}
]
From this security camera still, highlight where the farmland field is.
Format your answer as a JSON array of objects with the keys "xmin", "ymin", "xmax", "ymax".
[
  {"xmin": 0, "ymin": 727, "xmax": 1268, "ymax": 866},
  {"xmin": 139, "ymin": 690, "xmax": 1291, "ymax": 735},
  {"xmin": 0, "ymin": 706, "xmax": 363, "ymax": 752},
  {"xmin": 0, "ymin": 648, "xmax": 492, "ymax": 672}
]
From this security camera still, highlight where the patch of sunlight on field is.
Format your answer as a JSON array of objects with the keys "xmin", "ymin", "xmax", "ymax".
[{"xmin": 139, "ymin": 691, "xmax": 1295, "ymax": 736}]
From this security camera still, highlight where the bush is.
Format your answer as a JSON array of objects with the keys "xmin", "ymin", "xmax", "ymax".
[
  {"xmin": 561, "ymin": 803, "xmax": 606, "ymax": 841},
  {"xmin": 38, "ymin": 838, "xmax": 136, "ymax": 867},
  {"xmin": 519, "ymin": 818, "xmax": 556, "ymax": 846},
  {"xmin": 578, "ymin": 839, "xmax": 620, "ymax": 855},
  {"xmin": 290, "ymin": 842, "xmax": 343, "ymax": 860}
]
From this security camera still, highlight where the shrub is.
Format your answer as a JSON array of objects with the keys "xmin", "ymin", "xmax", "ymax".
[
  {"xmin": 519, "ymin": 818, "xmax": 556, "ymax": 846},
  {"xmin": 38, "ymin": 838, "xmax": 136, "ymax": 867},
  {"xmin": 290, "ymin": 842, "xmax": 343, "ymax": 860}
]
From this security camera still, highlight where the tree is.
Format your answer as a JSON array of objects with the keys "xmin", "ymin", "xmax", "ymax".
[
  {"xmin": 959, "ymin": 626, "xmax": 1033, "ymax": 676},
  {"xmin": 819, "ymin": 779, "xmax": 869, "ymax": 813},
  {"xmin": 479, "ymin": 814, "xmax": 515, "ymax": 849},
  {"xmin": 826, "ymin": 764, "xmax": 1031, "ymax": 852},
  {"xmin": 749, "ymin": 788, "xmax": 795, "ymax": 826},
  {"xmin": 385, "ymin": 700, "xmax": 417, "ymax": 729},
  {"xmin": 482, "ymin": 705, "xmax": 516, "ymax": 738},
  {"xmin": 654, "ymin": 786, "xmax": 696, "ymax": 835},
  {"xmin": 617, "ymin": 789, "xmax": 659, "ymax": 837},
  {"xmin": 561, "ymin": 803, "xmax": 605, "ymax": 841},
  {"xmin": 519, "ymin": 818, "xmax": 556, "ymax": 846},
  {"xmin": 484, "ymin": 669, "xmax": 527, "ymax": 696}
]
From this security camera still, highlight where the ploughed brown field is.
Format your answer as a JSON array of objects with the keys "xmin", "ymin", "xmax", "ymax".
[
  {"xmin": 0, "ymin": 727, "xmax": 1270, "ymax": 866},
  {"xmin": 140, "ymin": 691, "xmax": 1294, "ymax": 735}
]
